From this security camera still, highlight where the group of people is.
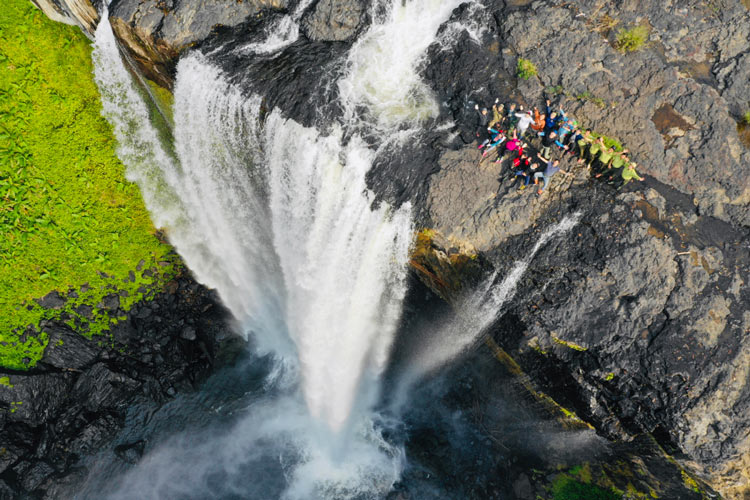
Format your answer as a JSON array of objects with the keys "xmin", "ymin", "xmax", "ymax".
[{"xmin": 472, "ymin": 98, "xmax": 645, "ymax": 195}]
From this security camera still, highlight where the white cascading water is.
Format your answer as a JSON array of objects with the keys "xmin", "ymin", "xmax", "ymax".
[
  {"xmin": 90, "ymin": 0, "xmax": 475, "ymax": 496},
  {"xmin": 85, "ymin": 0, "xmax": 587, "ymax": 498},
  {"xmin": 338, "ymin": 0, "xmax": 468, "ymax": 131}
]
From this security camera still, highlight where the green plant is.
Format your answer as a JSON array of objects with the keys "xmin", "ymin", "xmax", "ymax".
[
  {"xmin": 615, "ymin": 25, "xmax": 650, "ymax": 52},
  {"xmin": 0, "ymin": 0, "xmax": 177, "ymax": 369},
  {"xmin": 517, "ymin": 58, "xmax": 538, "ymax": 80},
  {"xmin": 743, "ymin": 111, "xmax": 750, "ymax": 125},
  {"xmin": 552, "ymin": 475, "xmax": 620, "ymax": 500}
]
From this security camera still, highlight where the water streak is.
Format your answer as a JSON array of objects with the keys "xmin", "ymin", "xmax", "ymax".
[{"xmin": 408, "ymin": 212, "xmax": 582, "ymax": 379}]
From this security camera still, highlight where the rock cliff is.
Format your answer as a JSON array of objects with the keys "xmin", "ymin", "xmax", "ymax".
[
  {"xmin": 26, "ymin": 0, "xmax": 750, "ymax": 498},
  {"xmin": 0, "ymin": 268, "xmax": 237, "ymax": 497}
]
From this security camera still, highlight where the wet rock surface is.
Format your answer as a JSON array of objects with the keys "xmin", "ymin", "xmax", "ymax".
[
  {"xmin": 413, "ymin": 1, "xmax": 750, "ymax": 496},
  {"xmin": 108, "ymin": 0, "xmax": 289, "ymax": 87},
  {"xmin": 0, "ymin": 270, "xmax": 237, "ymax": 498}
]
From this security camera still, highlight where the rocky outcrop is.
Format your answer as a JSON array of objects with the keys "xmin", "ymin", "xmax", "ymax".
[
  {"xmin": 419, "ymin": 135, "xmax": 750, "ymax": 497},
  {"xmin": 423, "ymin": 0, "xmax": 750, "ymax": 228},
  {"xmin": 30, "ymin": 0, "xmax": 101, "ymax": 34},
  {"xmin": 301, "ymin": 0, "xmax": 367, "ymax": 42},
  {"xmin": 0, "ymin": 270, "xmax": 237, "ymax": 498},
  {"xmin": 108, "ymin": 0, "xmax": 289, "ymax": 88}
]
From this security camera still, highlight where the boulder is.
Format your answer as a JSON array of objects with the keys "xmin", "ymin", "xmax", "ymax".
[{"xmin": 301, "ymin": 0, "xmax": 366, "ymax": 42}]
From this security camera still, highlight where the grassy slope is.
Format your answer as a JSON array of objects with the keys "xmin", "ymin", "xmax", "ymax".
[{"xmin": 0, "ymin": 0, "xmax": 177, "ymax": 370}]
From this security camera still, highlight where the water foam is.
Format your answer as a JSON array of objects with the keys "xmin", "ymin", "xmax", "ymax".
[{"xmin": 338, "ymin": 0, "xmax": 467, "ymax": 131}]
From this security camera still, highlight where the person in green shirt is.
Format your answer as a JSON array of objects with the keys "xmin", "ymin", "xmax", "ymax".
[
  {"xmin": 593, "ymin": 146, "xmax": 615, "ymax": 175},
  {"xmin": 576, "ymin": 129, "xmax": 593, "ymax": 164},
  {"xmin": 599, "ymin": 149, "xmax": 629, "ymax": 180},
  {"xmin": 489, "ymin": 99, "xmax": 505, "ymax": 129},
  {"xmin": 586, "ymin": 136, "xmax": 604, "ymax": 167},
  {"xmin": 620, "ymin": 162, "xmax": 645, "ymax": 186}
]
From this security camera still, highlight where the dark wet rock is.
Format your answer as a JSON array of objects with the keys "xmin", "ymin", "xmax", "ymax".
[
  {"xmin": 180, "ymin": 325, "xmax": 196, "ymax": 341},
  {"xmin": 20, "ymin": 461, "xmax": 56, "ymax": 492},
  {"xmin": 99, "ymin": 293, "xmax": 120, "ymax": 311},
  {"xmin": 41, "ymin": 324, "xmax": 99, "ymax": 370},
  {"xmin": 34, "ymin": 290, "xmax": 65, "ymax": 310},
  {"xmin": 0, "ymin": 269, "xmax": 235, "ymax": 498},
  {"xmin": 512, "ymin": 473, "xmax": 532, "ymax": 500},
  {"xmin": 0, "ymin": 480, "xmax": 13, "ymax": 500},
  {"xmin": 114, "ymin": 439, "xmax": 145, "ymax": 464},
  {"xmin": 109, "ymin": 0, "xmax": 289, "ymax": 88},
  {"xmin": 301, "ymin": 0, "xmax": 366, "ymax": 42}
]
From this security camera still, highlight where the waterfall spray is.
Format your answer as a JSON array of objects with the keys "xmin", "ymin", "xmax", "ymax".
[
  {"xmin": 89, "ymin": 0, "xmax": 510, "ymax": 496},
  {"xmin": 405, "ymin": 212, "xmax": 582, "ymax": 383}
]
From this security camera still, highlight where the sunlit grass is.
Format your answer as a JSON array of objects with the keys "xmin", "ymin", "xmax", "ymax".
[{"xmin": 0, "ymin": 0, "xmax": 176, "ymax": 369}]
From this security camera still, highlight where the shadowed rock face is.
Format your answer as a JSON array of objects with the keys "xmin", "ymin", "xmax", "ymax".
[{"xmin": 0, "ymin": 270, "xmax": 238, "ymax": 497}]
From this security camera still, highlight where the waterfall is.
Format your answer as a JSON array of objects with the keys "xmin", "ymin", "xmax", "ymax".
[
  {"xmin": 407, "ymin": 212, "xmax": 582, "ymax": 380},
  {"xmin": 338, "ymin": 0, "xmax": 468, "ymax": 131},
  {"xmin": 89, "ymin": 0, "xmax": 512, "ymax": 496}
]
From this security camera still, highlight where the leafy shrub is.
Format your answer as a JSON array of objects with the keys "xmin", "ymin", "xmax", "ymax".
[
  {"xmin": 517, "ymin": 58, "xmax": 538, "ymax": 80},
  {"xmin": 615, "ymin": 25, "xmax": 650, "ymax": 52}
]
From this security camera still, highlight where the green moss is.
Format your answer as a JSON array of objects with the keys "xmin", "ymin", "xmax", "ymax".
[
  {"xmin": 517, "ymin": 58, "xmax": 538, "ymax": 80},
  {"xmin": 570, "ymin": 464, "xmax": 593, "ymax": 483},
  {"xmin": 0, "ymin": 0, "xmax": 176, "ymax": 369},
  {"xmin": 552, "ymin": 475, "xmax": 620, "ymax": 500},
  {"xmin": 145, "ymin": 79, "xmax": 174, "ymax": 125},
  {"xmin": 605, "ymin": 372, "xmax": 615, "ymax": 381},
  {"xmin": 615, "ymin": 25, "xmax": 650, "ymax": 52},
  {"xmin": 551, "ymin": 335, "xmax": 588, "ymax": 351},
  {"xmin": 743, "ymin": 111, "xmax": 750, "ymax": 125},
  {"xmin": 681, "ymin": 470, "xmax": 700, "ymax": 493},
  {"xmin": 0, "ymin": 376, "xmax": 13, "ymax": 387}
]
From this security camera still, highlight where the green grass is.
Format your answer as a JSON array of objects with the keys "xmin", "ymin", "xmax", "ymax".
[
  {"xmin": 743, "ymin": 111, "xmax": 750, "ymax": 125},
  {"xmin": 615, "ymin": 25, "xmax": 650, "ymax": 52},
  {"xmin": 552, "ymin": 475, "xmax": 620, "ymax": 500},
  {"xmin": 0, "ymin": 0, "xmax": 177, "ymax": 369},
  {"xmin": 517, "ymin": 58, "xmax": 538, "ymax": 80}
]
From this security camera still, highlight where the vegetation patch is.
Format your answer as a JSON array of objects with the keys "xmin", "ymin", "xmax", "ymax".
[
  {"xmin": 0, "ymin": 0, "xmax": 175, "ymax": 370},
  {"xmin": 743, "ymin": 111, "xmax": 750, "ymax": 125},
  {"xmin": 551, "ymin": 335, "xmax": 588, "ymax": 351},
  {"xmin": 517, "ymin": 58, "xmax": 538, "ymax": 80},
  {"xmin": 552, "ymin": 474, "xmax": 620, "ymax": 500},
  {"xmin": 615, "ymin": 25, "xmax": 650, "ymax": 52}
]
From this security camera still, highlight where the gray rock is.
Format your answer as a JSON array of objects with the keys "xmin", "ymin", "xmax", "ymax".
[
  {"xmin": 35, "ymin": 290, "xmax": 65, "ymax": 310},
  {"xmin": 180, "ymin": 325, "xmax": 197, "ymax": 341},
  {"xmin": 30, "ymin": 0, "xmax": 101, "ymax": 34},
  {"xmin": 109, "ymin": 0, "xmax": 289, "ymax": 87},
  {"xmin": 41, "ymin": 325, "xmax": 99, "ymax": 370},
  {"xmin": 20, "ymin": 462, "xmax": 56, "ymax": 492},
  {"xmin": 301, "ymin": 0, "xmax": 365, "ymax": 42}
]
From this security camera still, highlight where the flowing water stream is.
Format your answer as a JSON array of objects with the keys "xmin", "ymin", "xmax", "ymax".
[{"xmin": 83, "ymin": 0, "xmax": 586, "ymax": 497}]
